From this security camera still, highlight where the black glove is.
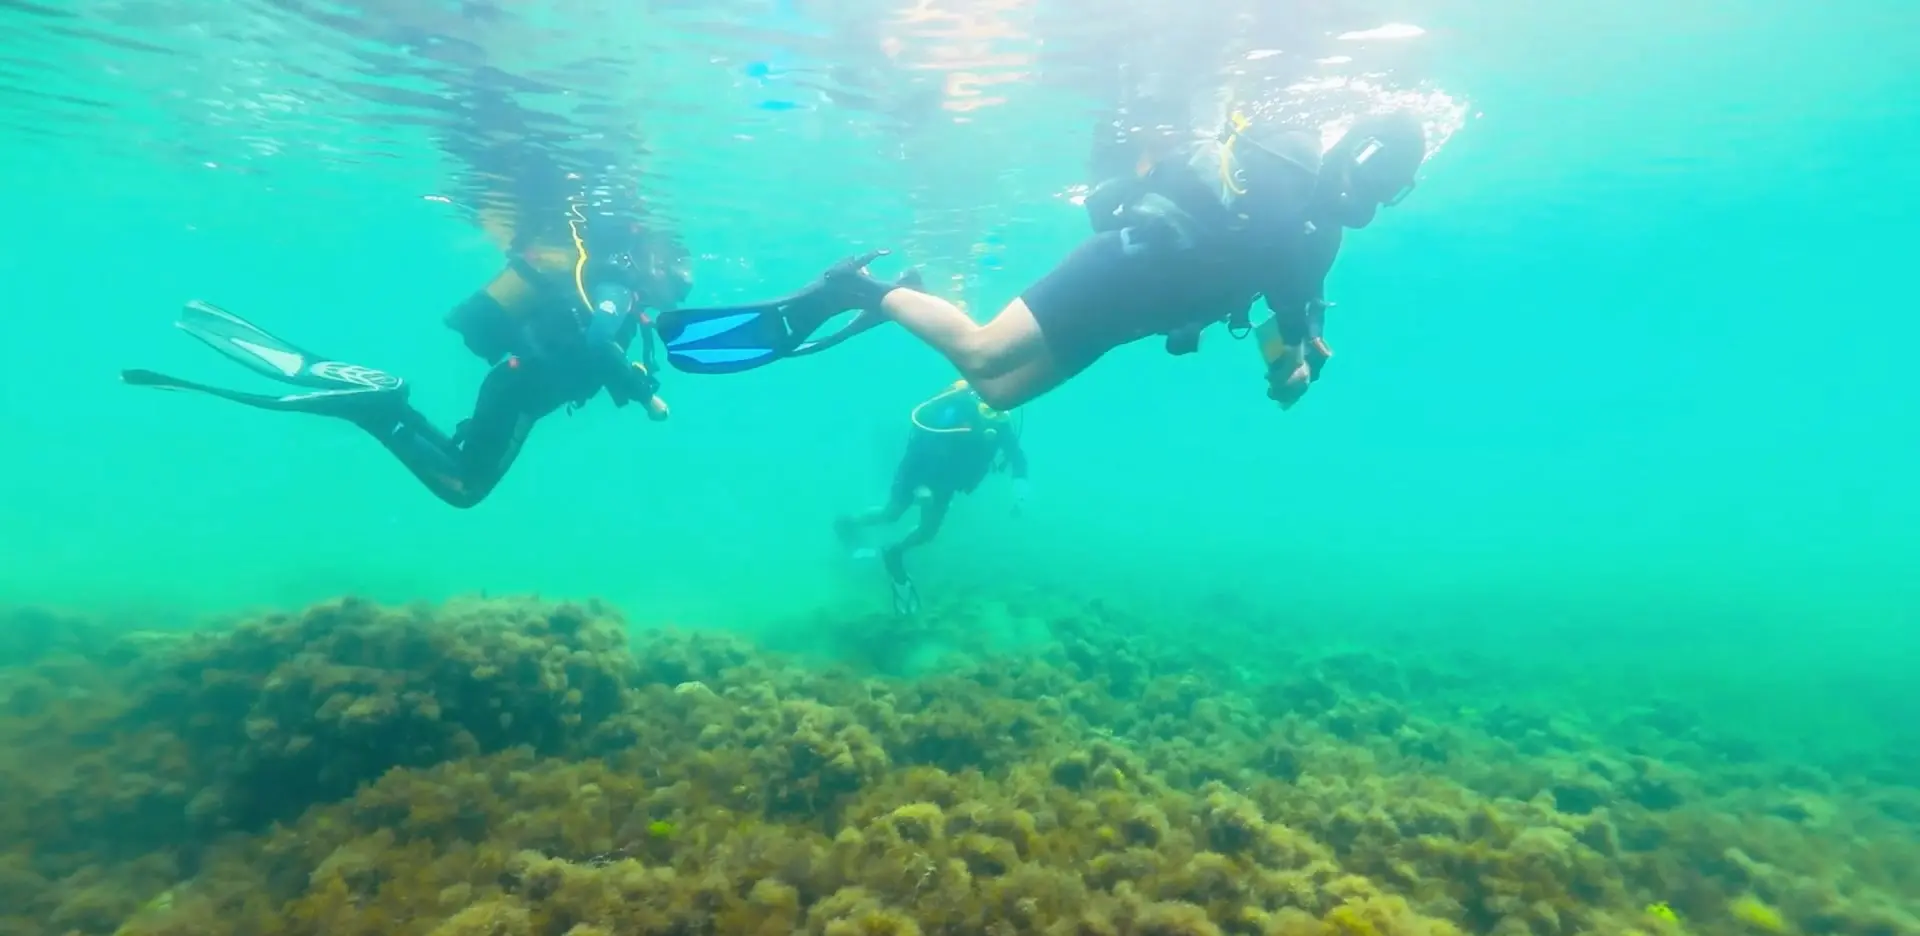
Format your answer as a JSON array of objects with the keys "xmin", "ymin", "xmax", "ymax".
[
  {"xmin": 1164, "ymin": 325, "xmax": 1202, "ymax": 356},
  {"xmin": 604, "ymin": 356, "xmax": 660, "ymax": 408}
]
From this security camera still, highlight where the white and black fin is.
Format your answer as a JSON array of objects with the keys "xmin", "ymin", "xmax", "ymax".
[{"xmin": 174, "ymin": 300, "xmax": 405, "ymax": 394}]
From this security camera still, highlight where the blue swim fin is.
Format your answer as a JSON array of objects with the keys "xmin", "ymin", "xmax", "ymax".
[
  {"xmin": 653, "ymin": 285, "xmax": 847, "ymax": 374},
  {"xmin": 654, "ymin": 255, "xmax": 919, "ymax": 375}
]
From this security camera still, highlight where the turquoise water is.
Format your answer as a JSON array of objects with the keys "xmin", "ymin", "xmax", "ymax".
[{"xmin": 1, "ymin": 0, "xmax": 1916, "ymax": 749}]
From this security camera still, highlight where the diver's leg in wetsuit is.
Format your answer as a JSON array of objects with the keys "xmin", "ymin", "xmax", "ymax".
[
  {"xmin": 881, "ymin": 490, "xmax": 951, "ymax": 616},
  {"xmin": 836, "ymin": 465, "xmax": 919, "ymax": 543},
  {"xmin": 125, "ymin": 301, "xmax": 559, "ymax": 508},
  {"xmin": 890, "ymin": 490, "xmax": 952, "ymax": 558},
  {"xmin": 371, "ymin": 360, "xmax": 558, "ymax": 509}
]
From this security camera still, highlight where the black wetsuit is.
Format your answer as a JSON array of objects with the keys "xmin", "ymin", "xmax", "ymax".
[
  {"xmin": 369, "ymin": 224, "xmax": 686, "ymax": 508},
  {"xmin": 840, "ymin": 388, "xmax": 1028, "ymax": 581},
  {"xmin": 886, "ymin": 392, "xmax": 1028, "ymax": 522},
  {"xmin": 120, "ymin": 23, "xmax": 699, "ymax": 509},
  {"xmin": 1021, "ymin": 152, "xmax": 1340, "ymax": 378}
]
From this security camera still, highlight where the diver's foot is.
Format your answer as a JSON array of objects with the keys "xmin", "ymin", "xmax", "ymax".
[
  {"xmin": 298, "ymin": 385, "xmax": 410, "ymax": 424},
  {"xmin": 881, "ymin": 545, "xmax": 909, "ymax": 585},
  {"xmin": 827, "ymin": 249, "xmax": 890, "ymax": 278},
  {"xmin": 822, "ymin": 250, "xmax": 900, "ymax": 311},
  {"xmin": 890, "ymin": 576, "xmax": 921, "ymax": 617}
]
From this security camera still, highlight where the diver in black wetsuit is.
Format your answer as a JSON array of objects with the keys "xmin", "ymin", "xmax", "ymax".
[
  {"xmin": 653, "ymin": 110, "xmax": 1427, "ymax": 412},
  {"xmin": 834, "ymin": 380, "xmax": 1029, "ymax": 616},
  {"xmin": 122, "ymin": 209, "xmax": 689, "ymax": 508}
]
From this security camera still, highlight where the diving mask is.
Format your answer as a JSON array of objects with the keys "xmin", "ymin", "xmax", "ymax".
[{"xmin": 1347, "ymin": 135, "xmax": 1421, "ymax": 208}]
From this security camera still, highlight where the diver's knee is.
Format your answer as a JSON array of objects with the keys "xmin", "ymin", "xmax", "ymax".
[
  {"xmin": 443, "ymin": 465, "xmax": 509, "ymax": 509},
  {"xmin": 438, "ymin": 486, "xmax": 488, "ymax": 510},
  {"xmin": 973, "ymin": 383, "xmax": 1022, "ymax": 412},
  {"xmin": 951, "ymin": 332, "xmax": 1019, "ymax": 375}
]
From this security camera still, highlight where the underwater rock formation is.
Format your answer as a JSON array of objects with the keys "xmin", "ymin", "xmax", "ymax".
[{"xmin": 0, "ymin": 595, "xmax": 1913, "ymax": 936}]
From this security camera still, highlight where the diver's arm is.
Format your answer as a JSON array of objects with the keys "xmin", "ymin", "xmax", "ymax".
[
  {"xmin": 584, "ymin": 280, "xmax": 640, "ymax": 348},
  {"xmin": 1001, "ymin": 429, "xmax": 1030, "ymax": 480},
  {"xmin": 1260, "ymin": 295, "xmax": 1332, "ymax": 379},
  {"xmin": 580, "ymin": 279, "xmax": 662, "ymax": 411},
  {"xmin": 1266, "ymin": 226, "xmax": 1344, "ymax": 379},
  {"xmin": 633, "ymin": 312, "xmax": 662, "ymax": 375},
  {"xmin": 1256, "ymin": 228, "xmax": 1338, "ymax": 385},
  {"xmin": 623, "ymin": 228, "xmax": 691, "ymax": 381},
  {"xmin": 1304, "ymin": 300, "xmax": 1332, "ymax": 377},
  {"xmin": 1000, "ymin": 427, "xmax": 1031, "ymax": 514}
]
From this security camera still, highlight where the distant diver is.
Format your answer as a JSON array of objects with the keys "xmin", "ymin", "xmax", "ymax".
[
  {"xmin": 652, "ymin": 110, "xmax": 1428, "ymax": 411},
  {"xmin": 122, "ymin": 208, "xmax": 690, "ymax": 508},
  {"xmin": 835, "ymin": 380, "xmax": 1029, "ymax": 616}
]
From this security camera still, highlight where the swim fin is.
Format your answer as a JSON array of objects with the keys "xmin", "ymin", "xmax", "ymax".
[
  {"xmin": 654, "ymin": 253, "xmax": 921, "ymax": 375},
  {"xmin": 122, "ymin": 300, "xmax": 409, "ymax": 422},
  {"xmin": 881, "ymin": 546, "xmax": 919, "ymax": 616},
  {"xmin": 890, "ymin": 577, "xmax": 920, "ymax": 616},
  {"xmin": 652, "ymin": 288, "xmax": 852, "ymax": 375}
]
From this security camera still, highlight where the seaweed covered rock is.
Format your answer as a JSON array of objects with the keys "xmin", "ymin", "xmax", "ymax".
[
  {"xmin": 0, "ymin": 607, "xmax": 120, "ymax": 668},
  {"xmin": 139, "ymin": 596, "xmax": 635, "ymax": 832},
  {"xmin": 0, "ymin": 593, "xmax": 638, "ymax": 895},
  {"xmin": 1, "ymin": 593, "xmax": 1917, "ymax": 936}
]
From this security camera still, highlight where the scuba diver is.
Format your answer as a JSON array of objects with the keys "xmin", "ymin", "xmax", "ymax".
[
  {"xmin": 835, "ymin": 380, "xmax": 1029, "ymax": 616},
  {"xmin": 651, "ymin": 109, "xmax": 1428, "ymax": 411},
  {"xmin": 121, "ymin": 207, "xmax": 691, "ymax": 508}
]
